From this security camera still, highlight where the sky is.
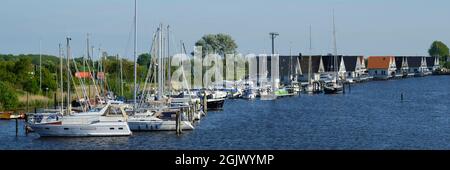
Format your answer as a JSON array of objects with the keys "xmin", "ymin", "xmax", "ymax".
[{"xmin": 1, "ymin": 0, "xmax": 450, "ymax": 59}]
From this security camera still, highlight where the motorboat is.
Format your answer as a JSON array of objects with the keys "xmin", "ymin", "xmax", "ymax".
[{"xmin": 27, "ymin": 105, "xmax": 132, "ymax": 137}]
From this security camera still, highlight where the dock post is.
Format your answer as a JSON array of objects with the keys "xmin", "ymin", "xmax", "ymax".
[
  {"xmin": 176, "ymin": 111, "xmax": 181, "ymax": 135},
  {"xmin": 189, "ymin": 106, "xmax": 193, "ymax": 123},
  {"xmin": 54, "ymin": 92, "xmax": 57, "ymax": 109},
  {"xmin": 15, "ymin": 118, "xmax": 18, "ymax": 136},
  {"xmin": 26, "ymin": 92, "xmax": 29, "ymax": 112},
  {"xmin": 349, "ymin": 82, "xmax": 351, "ymax": 93},
  {"xmin": 343, "ymin": 82, "xmax": 346, "ymax": 94},
  {"xmin": 203, "ymin": 92, "xmax": 208, "ymax": 115}
]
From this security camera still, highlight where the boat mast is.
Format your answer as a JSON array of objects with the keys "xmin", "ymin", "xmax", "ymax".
[
  {"xmin": 66, "ymin": 37, "xmax": 72, "ymax": 115},
  {"xmin": 120, "ymin": 54, "xmax": 124, "ymax": 97},
  {"xmin": 86, "ymin": 33, "xmax": 91, "ymax": 100},
  {"xmin": 289, "ymin": 42, "xmax": 292, "ymax": 82},
  {"xmin": 39, "ymin": 40, "xmax": 42, "ymax": 92},
  {"xmin": 167, "ymin": 25, "xmax": 171, "ymax": 96},
  {"xmin": 332, "ymin": 10, "xmax": 338, "ymax": 81},
  {"xmin": 308, "ymin": 25, "xmax": 312, "ymax": 85},
  {"xmin": 133, "ymin": 0, "xmax": 138, "ymax": 113},
  {"xmin": 157, "ymin": 24, "xmax": 163, "ymax": 100},
  {"xmin": 59, "ymin": 43, "xmax": 64, "ymax": 113}
]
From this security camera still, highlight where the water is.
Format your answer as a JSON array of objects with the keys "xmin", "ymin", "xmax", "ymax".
[{"xmin": 1, "ymin": 76, "xmax": 450, "ymax": 150}]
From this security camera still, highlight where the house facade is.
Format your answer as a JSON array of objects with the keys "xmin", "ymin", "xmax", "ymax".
[
  {"xmin": 342, "ymin": 56, "xmax": 366, "ymax": 82},
  {"xmin": 278, "ymin": 55, "xmax": 302, "ymax": 85},
  {"xmin": 298, "ymin": 55, "xmax": 322, "ymax": 83},
  {"xmin": 394, "ymin": 56, "xmax": 409, "ymax": 77},
  {"xmin": 426, "ymin": 56, "xmax": 440, "ymax": 72},
  {"xmin": 367, "ymin": 56, "xmax": 397, "ymax": 80},
  {"xmin": 407, "ymin": 56, "xmax": 428, "ymax": 76}
]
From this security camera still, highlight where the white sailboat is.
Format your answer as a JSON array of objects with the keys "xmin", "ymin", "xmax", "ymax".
[
  {"xmin": 29, "ymin": 104, "xmax": 131, "ymax": 137},
  {"xmin": 28, "ymin": 37, "xmax": 132, "ymax": 137},
  {"xmin": 323, "ymin": 10, "xmax": 343, "ymax": 94},
  {"xmin": 126, "ymin": 3, "xmax": 194, "ymax": 131}
]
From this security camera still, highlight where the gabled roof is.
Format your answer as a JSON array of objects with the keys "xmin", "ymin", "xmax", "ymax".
[
  {"xmin": 426, "ymin": 57, "xmax": 437, "ymax": 67},
  {"xmin": 321, "ymin": 55, "xmax": 343, "ymax": 72},
  {"xmin": 407, "ymin": 56, "xmax": 424, "ymax": 67},
  {"xmin": 367, "ymin": 56, "xmax": 393, "ymax": 69},
  {"xmin": 395, "ymin": 56, "xmax": 406, "ymax": 69},
  {"xmin": 299, "ymin": 55, "xmax": 321, "ymax": 74},
  {"xmin": 342, "ymin": 56, "xmax": 360, "ymax": 71}
]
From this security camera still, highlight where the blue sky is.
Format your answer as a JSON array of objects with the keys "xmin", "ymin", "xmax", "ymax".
[{"xmin": 1, "ymin": 0, "xmax": 449, "ymax": 59}]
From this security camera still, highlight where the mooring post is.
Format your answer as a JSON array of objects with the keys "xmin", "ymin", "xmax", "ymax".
[
  {"xmin": 26, "ymin": 92, "xmax": 29, "ymax": 112},
  {"xmin": 349, "ymin": 82, "xmax": 351, "ymax": 93},
  {"xmin": 15, "ymin": 117, "xmax": 18, "ymax": 136},
  {"xmin": 25, "ymin": 117, "xmax": 29, "ymax": 135},
  {"xmin": 203, "ymin": 92, "xmax": 208, "ymax": 115},
  {"xmin": 343, "ymin": 82, "xmax": 346, "ymax": 94},
  {"xmin": 176, "ymin": 111, "xmax": 181, "ymax": 135},
  {"xmin": 54, "ymin": 92, "xmax": 57, "ymax": 109}
]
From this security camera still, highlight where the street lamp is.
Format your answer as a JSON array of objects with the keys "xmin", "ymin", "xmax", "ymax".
[{"xmin": 269, "ymin": 32, "xmax": 279, "ymax": 55}]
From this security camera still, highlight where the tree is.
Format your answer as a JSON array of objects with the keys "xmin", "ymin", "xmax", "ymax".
[
  {"xmin": 195, "ymin": 33, "xmax": 238, "ymax": 56},
  {"xmin": 0, "ymin": 81, "xmax": 18, "ymax": 110},
  {"xmin": 428, "ymin": 41, "xmax": 449, "ymax": 64},
  {"xmin": 137, "ymin": 53, "xmax": 151, "ymax": 68},
  {"xmin": 41, "ymin": 67, "xmax": 57, "ymax": 93}
]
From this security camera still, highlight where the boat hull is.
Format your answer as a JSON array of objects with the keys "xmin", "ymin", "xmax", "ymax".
[
  {"xmin": 323, "ymin": 87, "xmax": 343, "ymax": 94},
  {"xmin": 29, "ymin": 122, "xmax": 132, "ymax": 137},
  {"xmin": 207, "ymin": 99, "xmax": 225, "ymax": 110},
  {"xmin": 0, "ymin": 112, "xmax": 12, "ymax": 120},
  {"xmin": 128, "ymin": 120, "xmax": 194, "ymax": 131}
]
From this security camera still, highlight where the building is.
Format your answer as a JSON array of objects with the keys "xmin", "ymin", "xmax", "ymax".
[
  {"xmin": 298, "ymin": 55, "xmax": 323, "ymax": 83},
  {"xmin": 278, "ymin": 55, "xmax": 301, "ymax": 85},
  {"xmin": 367, "ymin": 56, "xmax": 396, "ymax": 80},
  {"xmin": 426, "ymin": 56, "xmax": 440, "ymax": 72},
  {"xmin": 321, "ymin": 55, "xmax": 346, "ymax": 80},
  {"xmin": 394, "ymin": 56, "xmax": 409, "ymax": 77},
  {"xmin": 342, "ymin": 56, "xmax": 366, "ymax": 82},
  {"xmin": 406, "ymin": 56, "xmax": 428, "ymax": 76}
]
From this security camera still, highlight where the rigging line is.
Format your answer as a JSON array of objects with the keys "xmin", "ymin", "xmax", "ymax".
[
  {"xmin": 139, "ymin": 31, "xmax": 157, "ymax": 107},
  {"xmin": 122, "ymin": 20, "xmax": 134, "ymax": 86},
  {"xmin": 68, "ymin": 67, "xmax": 84, "ymax": 112},
  {"xmin": 86, "ymin": 51, "xmax": 101, "ymax": 105},
  {"xmin": 72, "ymin": 56, "xmax": 91, "ymax": 110}
]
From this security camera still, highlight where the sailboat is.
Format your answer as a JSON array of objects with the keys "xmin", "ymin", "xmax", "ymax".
[
  {"xmin": 323, "ymin": 11, "xmax": 343, "ymax": 94},
  {"xmin": 28, "ymin": 37, "xmax": 132, "ymax": 137},
  {"xmin": 305, "ymin": 25, "xmax": 316, "ymax": 93},
  {"xmin": 283, "ymin": 44, "xmax": 301, "ymax": 95},
  {"xmin": 126, "ymin": 3, "xmax": 194, "ymax": 131}
]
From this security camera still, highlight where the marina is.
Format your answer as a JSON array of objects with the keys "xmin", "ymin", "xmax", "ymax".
[
  {"xmin": 0, "ymin": 0, "xmax": 450, "ymax": 155},
  {"xmin": 1, "ymin": 75, "xmax": 449, "ymax": 149}
]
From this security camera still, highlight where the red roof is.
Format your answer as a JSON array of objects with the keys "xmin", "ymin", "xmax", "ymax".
[{"xmin": 367, "ymin": 56, "xmax": 393, "ymax": 69}]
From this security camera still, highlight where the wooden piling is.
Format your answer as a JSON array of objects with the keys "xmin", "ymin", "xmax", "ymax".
[
  {"xmin": 15, "ymin": 118, "xmax": 18, "ymax": 136},
  {"xmin": 26, "ymin": 92, "xmax": 29, "ymax": 112},
  {"xmin": 176, "ymin": 111, "xmax": 181, "ymax": 135},
  {"xmin": 343, "ymin": 82, "xmax": 346, "ymax": 94},
  {"xmin": 54, "ymin": 92, "xmax": 57, "ymax": 109},
  {"xmin": 348, "ymin": 82, "xmax": 351, "ymax": 93},
  {"xmin": 203, "ymin": 92, "xmax": 208, "ymax": 115}
]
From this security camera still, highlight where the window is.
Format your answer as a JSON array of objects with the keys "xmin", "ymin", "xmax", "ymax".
[
  {"xmin": 110, "ymin": 127, "xmax": 115, "ymax": 130},
  {"xmin": 64, "ymin": 128, "xmax": 69, "ymax": 130},
  {"xmin": 375, "ymin": 70, "xmax": 378, "ymax": 74},
  {"xmin": 119, "ymin": 127, "xmax": 124, "ymax": 130}
]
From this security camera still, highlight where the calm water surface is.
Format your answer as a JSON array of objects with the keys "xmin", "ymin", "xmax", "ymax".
[{"xmin": 1, "ymin": 76, "xmax": 449, "ymax": 150}]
